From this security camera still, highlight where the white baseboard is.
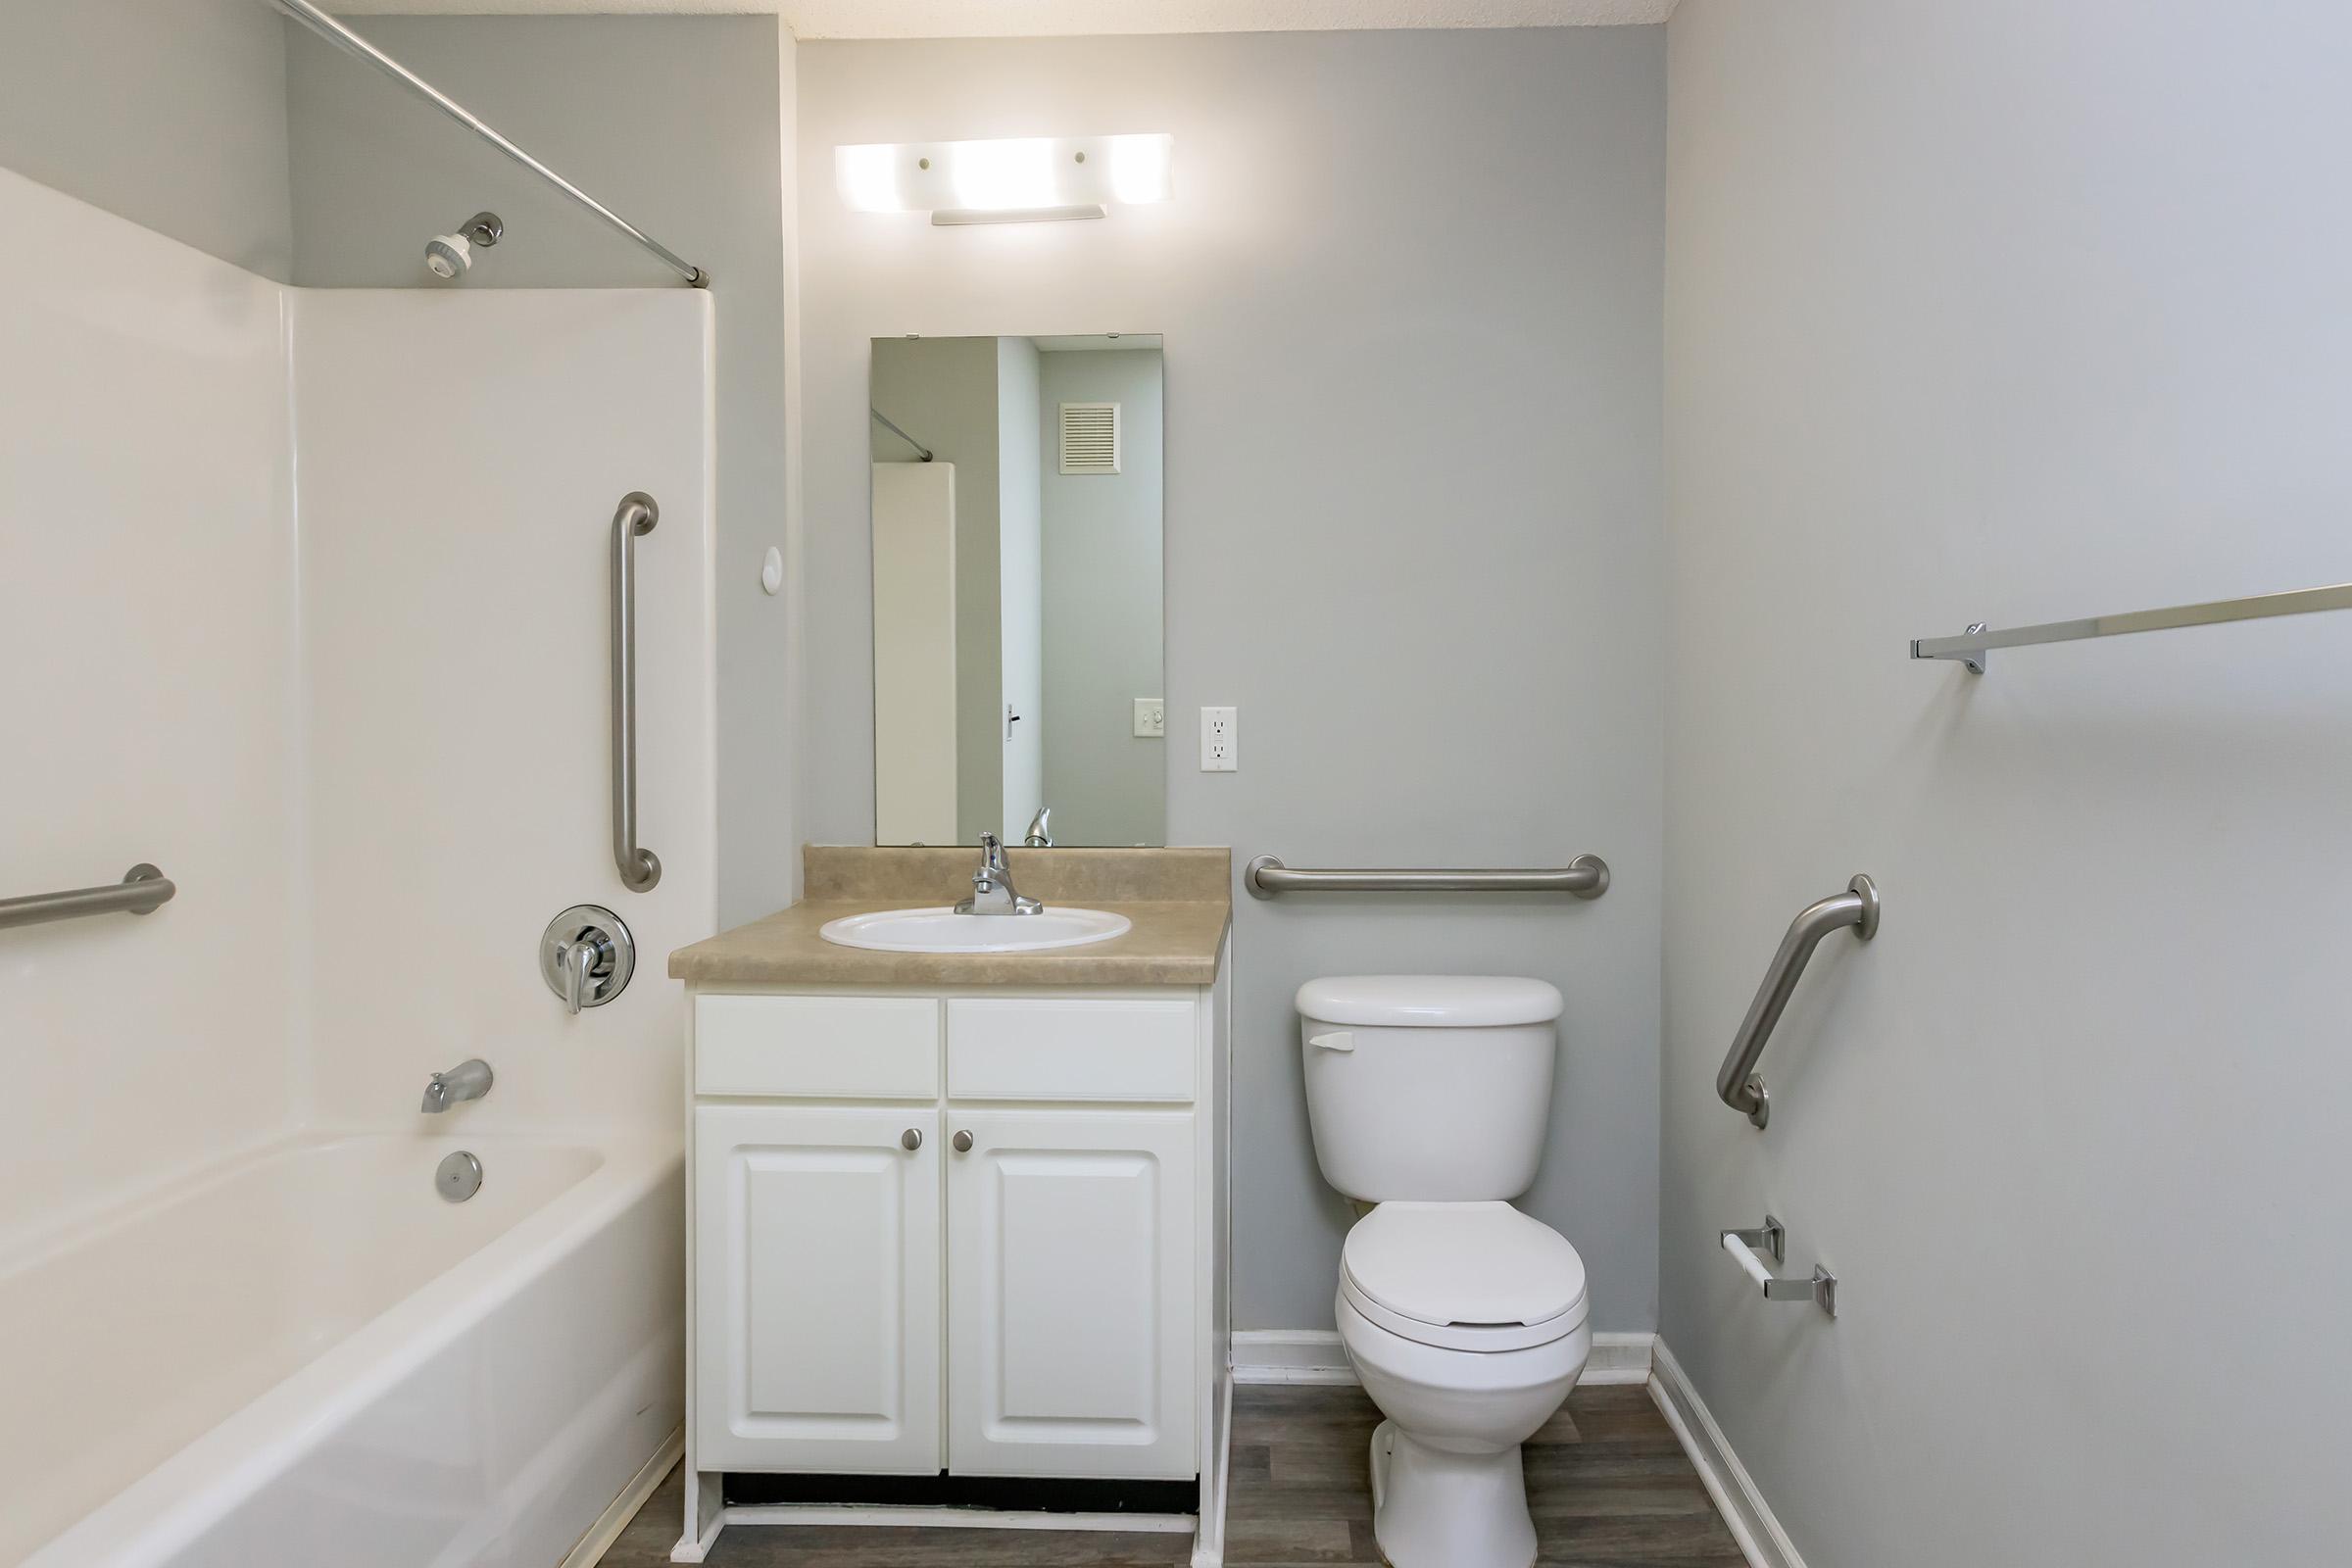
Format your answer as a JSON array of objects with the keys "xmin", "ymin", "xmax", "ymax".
[
  {"xmin": 1232, "ymin": 1329, "xmax": 1655, "ymax": 1387},
  {"xmin": 1232, "ymin": 1329, "xmax": 1356, "ymax": 1384},
  {"xmin": 1582, "ymin": 1331, "xmax": 1655, "ymax": 1385},
  {"xmin": 566, "ymin": 1425, "xmax": 683, "ymax": 1568},
  {"xmin": 1648, "ymin": 1340, "xmax": 1806, "ymax": 1568}
]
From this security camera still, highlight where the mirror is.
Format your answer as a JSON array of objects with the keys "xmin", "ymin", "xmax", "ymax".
[{"xmin": 869, "ymin": 334, "xmax": 1165, "ymax": 848}]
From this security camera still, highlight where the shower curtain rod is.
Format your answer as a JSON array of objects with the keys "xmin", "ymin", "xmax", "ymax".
[
  {"xmin": 270, "ymin": 0, "xmax": 710, "ymax": 288},
  {"xmin": 870, "ymin": 408, "xmax": 935, "ymax": 462}
]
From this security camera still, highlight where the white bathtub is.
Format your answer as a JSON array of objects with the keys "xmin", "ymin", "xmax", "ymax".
[{"xmin": 2, "ymin": 1131, "xmax": 682, "ymax": 1568}]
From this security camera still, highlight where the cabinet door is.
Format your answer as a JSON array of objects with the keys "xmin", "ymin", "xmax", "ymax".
[
  {"xmin": 946, "ymin": 1109, "xmax": 1197, "ymax": 1478},
  {"xmin": 694, "ymin": 1102, "xmax": 942, "ymax": 1472}
]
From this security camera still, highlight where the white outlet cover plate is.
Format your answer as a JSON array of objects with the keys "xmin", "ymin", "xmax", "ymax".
[
  {"xmin": 1200, "ymin": 705, "xmax": 1237, "ymax": 771},
  {"xmin": 1134, "ymin": 697, "xmax": 1165, "ymax": 737}
]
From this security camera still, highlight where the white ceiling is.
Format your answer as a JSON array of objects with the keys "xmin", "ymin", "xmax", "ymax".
[{"xmin": 326, "ymin": 1, "xmax": 1678, "ymax": 36}]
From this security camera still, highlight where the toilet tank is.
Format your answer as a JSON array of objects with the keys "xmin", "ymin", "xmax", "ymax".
[{"xmin": 1297, "ymin": 975, "xmax": 1564, "ymax": 1202}]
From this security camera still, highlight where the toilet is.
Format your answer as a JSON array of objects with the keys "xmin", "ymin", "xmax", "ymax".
[{"xmin": 1298, "ymin": 975, "xmax": 1589, "ymax": 1568}]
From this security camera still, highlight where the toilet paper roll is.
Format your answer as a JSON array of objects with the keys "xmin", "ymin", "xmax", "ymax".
[{"xmin": 1722, "ymin": 1230, "xmax": 1774, "ymax": 1292}]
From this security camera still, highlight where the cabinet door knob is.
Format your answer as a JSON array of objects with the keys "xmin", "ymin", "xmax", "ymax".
[
  {"xmin": 952, "ymin": 1130, "xmax": 973, "ymax": 1152},
  {"xmin": 901, "ymin": 1128, "xmax": 922, "ymax": 1152}
]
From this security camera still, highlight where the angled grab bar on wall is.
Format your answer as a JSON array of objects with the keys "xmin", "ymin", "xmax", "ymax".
[
  {"xmin": 1715, "ymin": 875, "xmax": 1879, "ymax": 1128},
  {"xmin": 0, "ymin": 864, "xmax": 175, "ymax": 932},
  {"xmin": 611, "ymin": 493, "xmax": 662, "ymax": 892}
]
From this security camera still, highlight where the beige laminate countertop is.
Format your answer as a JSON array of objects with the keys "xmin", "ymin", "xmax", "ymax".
[{"xmin": 667, "ymin": 846, "xmax": 1233, "ymax": 988}]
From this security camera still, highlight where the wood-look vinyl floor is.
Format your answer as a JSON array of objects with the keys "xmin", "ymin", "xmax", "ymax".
[{"xmin": 599, "ymin": 1383, "xmax": 1747, "ymax": 1567}]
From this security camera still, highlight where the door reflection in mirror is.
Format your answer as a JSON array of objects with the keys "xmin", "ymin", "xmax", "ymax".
[{"xmin": 869, "ymin": 335, "xmax": 1165, "ymax": 848}]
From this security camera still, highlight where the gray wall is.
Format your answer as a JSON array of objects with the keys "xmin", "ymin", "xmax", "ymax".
[
  {"xmin": 870, "ymin": 336, "xmax": 1005, "ymax": 843},
  {"xmin": 0, "ymin": 0, "xmax": 292, "ymax": 278},
  {"xmin": 1660, "ymin": 2, "xmax": 2352, "ymax": 1562},
  {"xmin": 284, "ymin": 14, "xmax": 798, "ymax": 928},
  {"xmin": 799, "ymin": 29, "xmax": 1666, "ymax": 1332},
  {"xmin": 1040, "ymin": 349, "xmax": 1166, "ymax": 847}
]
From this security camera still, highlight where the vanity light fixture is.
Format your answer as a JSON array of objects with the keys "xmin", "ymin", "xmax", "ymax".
[{"xmin": 836, "ymin": 133, "xmax": 1174, "ymax": 225}]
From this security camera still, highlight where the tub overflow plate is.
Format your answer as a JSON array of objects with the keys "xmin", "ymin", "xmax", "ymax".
[{"xmin": 437, "ymin": 1150, "xmax": 484, "ymax": 1202}]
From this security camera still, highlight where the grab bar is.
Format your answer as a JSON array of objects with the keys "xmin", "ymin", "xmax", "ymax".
[
  {"xmin": 0, "ymin": 863, "xmax": 174, "ymax": 932},
  {"xmin": 1244, "ymin": 855, "xmax": 1609, "ymax": 900},
  {"xmin": 1913, "ymin": 579, "xmax": 2352, "ymax": 675},
  {"xmin": 610, "ymin": 492, "xmax": 661, "ymax": 892},
  {"xmin": 1716, "ymin": 874, "xmax": 1879, "ymax": 1128},
  {"xmin": 1720, "ymin": 1216, "xmax": 1838, "ymax": 1316}
]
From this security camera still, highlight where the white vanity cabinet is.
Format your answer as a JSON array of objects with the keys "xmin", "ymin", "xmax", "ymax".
[{"xmin": 676, "ymin": 976, "xmax": 1231, "ymax": 1565}]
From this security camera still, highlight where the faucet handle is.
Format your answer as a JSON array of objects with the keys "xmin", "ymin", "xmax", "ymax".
[
  {"xmin": 539, "ymin": 905, "xmax": 635, "ymax": 1013},
  {"xmin": 560, "ymin": 939, "xmax": 600, "ymax": 1015}
]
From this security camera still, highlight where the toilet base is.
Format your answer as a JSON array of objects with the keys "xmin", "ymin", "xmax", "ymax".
[{"xmin": 1366, "ymin": 1419, "xmax": 1537, "ymax": 1568}]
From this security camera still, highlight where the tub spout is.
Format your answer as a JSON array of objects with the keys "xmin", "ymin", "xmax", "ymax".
[{"xmin": 421, "ymin": 1058, "xmax": 494, "ymax": 1114}]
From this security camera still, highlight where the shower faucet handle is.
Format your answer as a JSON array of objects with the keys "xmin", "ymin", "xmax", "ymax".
[{"xmin": 539, "ymin": 905, "xmax": 635, "ymax": 1012}]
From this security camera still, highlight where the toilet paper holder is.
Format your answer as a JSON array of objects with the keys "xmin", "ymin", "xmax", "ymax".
[{"xmin": 1720, "ymin": 1215, "xmax": 1837, "ymax": 1317}]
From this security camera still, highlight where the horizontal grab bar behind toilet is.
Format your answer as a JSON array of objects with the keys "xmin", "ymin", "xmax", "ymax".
[
  {"xmin": 1716, "ymin": 874, "xmax": 1879, "ymax": 1129},
  {"xmin": 1245, "ymin": 855, "xmax": 1609, "ymax": 900},
  {"xmin": 1720, "ymin": 1215, "xmax": 1837, "ymax": 1316}
]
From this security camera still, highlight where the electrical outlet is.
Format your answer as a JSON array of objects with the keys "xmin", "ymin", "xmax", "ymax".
[
  {"xmin": 1134, "ymin": 697, "xmax": 1166, "ymax": 738},
  {"xmin": 1200, "ymin": 705, "xmax": 1237, "ymax": 771}
]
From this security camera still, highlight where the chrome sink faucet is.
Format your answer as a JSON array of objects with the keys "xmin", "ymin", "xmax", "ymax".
[
  {"xmin": 956, "ymin": 832, "xmax": 1043, "ymax": 916},
  {"xmin": 420, "ymin": 1058, "xmax": 494, "ymax": 1113}
]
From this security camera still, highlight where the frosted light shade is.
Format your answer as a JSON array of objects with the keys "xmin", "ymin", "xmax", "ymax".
[{"xmin": 836, "ymin": 133, "xmax": 1174, "ymax": 222}]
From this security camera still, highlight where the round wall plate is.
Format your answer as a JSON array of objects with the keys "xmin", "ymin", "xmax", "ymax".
[{"xmin": 539, "ymin": 904, "xmax": 636, "ymax": 1009}]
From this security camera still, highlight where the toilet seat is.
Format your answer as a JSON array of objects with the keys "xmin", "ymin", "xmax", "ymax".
[{"xmin": 1341, "ymin": 1201, "xmax": 1589, "ymax": 1353}]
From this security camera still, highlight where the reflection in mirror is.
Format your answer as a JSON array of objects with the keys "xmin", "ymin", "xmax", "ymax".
[{"xmin": 869, "ymin": 335, "xmax": 1165, "ymax": 848}]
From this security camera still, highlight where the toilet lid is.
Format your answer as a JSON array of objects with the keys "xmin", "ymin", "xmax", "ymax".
[{"xmin": 1342, "ymin": 1201, "xmax": 1588, "ymax": 1331}]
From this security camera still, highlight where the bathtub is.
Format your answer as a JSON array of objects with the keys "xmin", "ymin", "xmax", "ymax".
[{"xmin": 2, "ymin": 1131, "xmax": 682, "ymax": 1568}]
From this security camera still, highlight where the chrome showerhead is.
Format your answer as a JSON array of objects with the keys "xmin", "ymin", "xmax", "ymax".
[{"xmin": 425, "ymin": 211, "xmax": 503, "ymax": 280}]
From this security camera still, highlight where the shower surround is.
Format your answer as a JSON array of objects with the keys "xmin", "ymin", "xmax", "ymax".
[{"xmin": 0, "ymin": 167, "xmax": 714, "ymax": 1566}]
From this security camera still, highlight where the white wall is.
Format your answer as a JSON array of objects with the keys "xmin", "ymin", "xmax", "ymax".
[
  {"xmin": 292, "ymin": 291, "xmax": 716, "ymax": 1136},
  {"xmin": 998, "ymin": 336, "xmax": 1046, "ymax": 838},
  {"xmin": 869, "ymin": 335, "xmax": 1007, "ymax": 842},
  {"xmin": 0, "ymin": 166, "xmax": 715, "ymax": 1257},
  {"xmin": 798, "ymin": 29, "xmax": 1666, "ymax": 1332},
  {"xmin": 0, "ymin": 169, "xmax": 299, "ymax": 1244},
  {"xmin": 0, "ymin": 0, "xmax": 293, "ymax": 279},
  {"xmin": 871, "ymin": 462, "xmax": 961, "ymax": 844},
  {"xmin": 1040, "ymin": 348, "xmax": 1166, "ymax": 847},
  {"xmin": 1660, "ymin": 3, "xmax": 2352, "ymax": 1563},
  {"xmin": 284, "ymin": 15, "xmax": 797, "ymax": 929}
]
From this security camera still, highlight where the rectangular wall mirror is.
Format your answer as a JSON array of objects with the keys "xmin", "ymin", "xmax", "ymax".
[{"xmin": 869, "ymin": 334, "xmax": 1166, "ymax": 848}]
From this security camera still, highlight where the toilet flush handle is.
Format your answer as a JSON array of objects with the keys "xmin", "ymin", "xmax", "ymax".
[{"xmin": 1308, "ymin": 1030, "xmax": 1355, "ymax": 1053}]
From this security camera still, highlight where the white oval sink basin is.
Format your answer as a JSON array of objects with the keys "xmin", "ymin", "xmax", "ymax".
[{"xmin": 818, "ymin": 906, "xmax": 1132, "ymax": 954}]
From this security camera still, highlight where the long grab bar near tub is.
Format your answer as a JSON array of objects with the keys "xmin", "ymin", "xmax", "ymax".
[
  {"xmin": 1716, "ymin": 875, "xmax": 1879, "ymax": 1128},
  {"xmin": 611, "ymin": 493, "xmax": 662, "ymax": 892},
  {"xmin": 0, "ymin": 864, "xmax": 174, "ymax": 932},
  {"xmin": 1245, "ymin": 855, "xmax": 1609, "ymax": 900}
]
